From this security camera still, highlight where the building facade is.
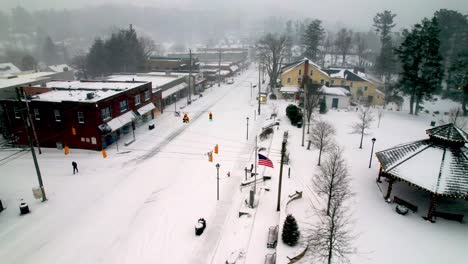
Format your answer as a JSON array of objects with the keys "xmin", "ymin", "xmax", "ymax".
[
  {"xmin": 280, "ymin": 58, "xmax": 384, "ymax": 106},
  {"xmin": 0, "ymin": 80, "xmax": 154, "ymax": 150}
]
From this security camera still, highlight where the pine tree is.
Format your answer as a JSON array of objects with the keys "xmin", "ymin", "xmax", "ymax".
[
  {"xmin": 373, "ymin": 10, "xmax": 397, "ymax": 82},
  {"xmin": 319, "ymin": 98, "xmax": 327, "ymax": 114},
  {"xmin": 395, "ymin": 17, "xmax": 444, "ymax": 115},
  {"xmin": 42, "ymin": 36, "xmax": 60, "ymax": 66},
  {"xmin": 302, "ymin": 20, "xmax": 325, "ymax": 61},
  {"xmin": 282, "ymin": 214, "xmax": 300, "ymax": 246}
]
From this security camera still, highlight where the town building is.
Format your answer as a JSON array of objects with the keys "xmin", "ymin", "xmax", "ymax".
[
  {"xmin": 142, "ymin": 56, "xmax": 200, "ymax": 72},
  {"xmin": 0, "ymin": 63, "xmax": 21, "ymax": 77},
  {"xmin": 279, "ymin": 57, "xmax": 384, "ymax": 106},
  {"xmin": 0, "ymin": 80, "xmax": 154, "ymax": 150}
]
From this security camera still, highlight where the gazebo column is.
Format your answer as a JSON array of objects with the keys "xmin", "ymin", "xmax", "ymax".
[
  {"xmin": 384, "ymin": 176, "xmax": 395, "ymax": 200},
  {"xmin": 425, "ymin": 193, "xmax": 437, "ymax": 222},
  {"xmin": 376, "ymin": 167, "xmax": 383, "ymax": 183}
]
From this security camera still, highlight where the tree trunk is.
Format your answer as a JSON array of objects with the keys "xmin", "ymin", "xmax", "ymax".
[
  {"xmin": 359, "ymin": 128, "xmax": 364, "ymax": 149},
  {"xmin": 463, "ymin": 85, "xmax": 467, "ymax": 116},
  {"xmin": 409, "ymin": 94, "xmax": 414, "ymax": 115},
  {"xmin": 415, "ymin": 95, "xmax": 421, "ymax": 116},
  {"xmin": 318, "ymin": 145, "xmax": 323, "ymax": 166},
  {"xmin": 328, "ymin": 208, "xmax": 335, "ymax": 264}
]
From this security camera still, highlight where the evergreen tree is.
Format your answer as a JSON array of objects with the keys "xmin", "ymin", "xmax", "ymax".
[
  {"xmin": 434, "ymin": 9, "xmax": 468, "ymax": 90},
  {"xmin": 319, "ymin": 98, "xmax": 327, "ymax": 114},
  {"xmin": 373, "ymin": 11, "xmax": 397, "ymax": 82},
  {"xmin": 396, "ymin": 17, "xmax": 444, "ymax": 115},
  {"xmin": 87, "ymin": 38, "xmax": 108, "ymax": 77},
  {"xmin": 302, "ymin": 19, "xmax": 325, "ymax": 61},
  {"xmin": 448, "ymin": 51, "xmax": 468, "ymax": 115},
  {"xmin": 42, "ymin": 36, "xmax": 60, "ymax": 65},
  {"xmin": 282, "ymin": 214, "xmax": 300, "ymax": 246},
  {"xmin": 20, "ymin": 55, "xmax": 37, "ymax": 71}
]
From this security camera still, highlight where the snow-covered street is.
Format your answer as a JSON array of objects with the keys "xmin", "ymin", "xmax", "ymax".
[{"xmin": 1, "ymin": 66, "xmax": 468, "ymax": 264}]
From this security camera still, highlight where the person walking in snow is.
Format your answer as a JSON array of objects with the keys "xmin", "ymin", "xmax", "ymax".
[
  {"xmin": 227, "ymin": 171, "xmax": 230, "ymax": 177},
  {"xmin": 72, "ymin": 161, "xmax": 78, "ymax": 174}
]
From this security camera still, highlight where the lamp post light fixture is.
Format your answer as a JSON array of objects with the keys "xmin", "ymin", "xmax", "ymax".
[
  {"xmin": 246, "ymin": 117, "xmax": 249, "ymax": 140},
  {"xmin": 369, "ymin": 138, "xmax": 376, "ymax": 168},
  {"xmin": 216, "ymin": 163, "xmax": 220, "ymax": 200}
]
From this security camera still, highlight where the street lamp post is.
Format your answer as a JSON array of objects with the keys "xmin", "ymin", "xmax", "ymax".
[
  {"xmin": 216, "ymin": 163, "xmax": 220, "ymax": 200},
  {"xmin": 369, "ymin": 138, "xmax": 376, "ymax": 168},
  {"xmin": 246, "ymin": 117, "xmax": 249, "ymax": 140},
  {"xmin": 174, "ymin": 94, "xmax": 177, "ymax": 115}
]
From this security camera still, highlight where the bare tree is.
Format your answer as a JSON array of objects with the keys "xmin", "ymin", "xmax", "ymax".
[
  {"xmin": 309, "ymin": 120, "xmax": 336, "ymax": 166},
  {"xmin": 377, "ymin": 109, "xmax": 384, "ymax": 128},
  {"xmin": 256, "ymin": 33, "xmax": 288, "ymax": 90},
  {"xmin": 304, "ymin": 84, "xmax": 322, "ymax": 134},
  {"xmin": 335, "ymin": 28, "xmax": 353, "ymax": 66},
  {"xmin": 313, "ymin": 146, "xmax": 351, "ymax": 216},
  {"xmin": 354, "ymin": 32, "xmax": 368, "ymax": 67},
  {"xmin": 139, "ymin": 36, "xmax": 156, "ymax": 60},
  {"xmin": 351, "ymin": 107, "xmax": 375, "ymax": 149},
  {"xmin": 307, "ymin": 198, "xmax": 355, "ymax": 264}
]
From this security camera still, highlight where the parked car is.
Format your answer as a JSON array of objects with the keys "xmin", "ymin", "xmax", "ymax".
[{"xmin": 227, "ymin": 78, "xmax": 234, "ymax": 84}]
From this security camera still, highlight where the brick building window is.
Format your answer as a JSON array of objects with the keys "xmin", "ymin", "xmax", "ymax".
[
  {"xmin": 101, "ymin": 107, "xmax": 112, "ymax": 121},
  {"xmin": 310, "ymin": 70, "xmax": 313, "ymax": 75},
  {"xmin": 297, "ymin": 78, "xmax": 302, "ymax": 84},
  {"xmin": 298, "ymin": 69, "xmax": 302, "ymax": 75},
  {"xmin": 287, "ymin": 78, "xmax": 291, "ymax": 83},
  {"xmin": 135, "ymin": 94, "xmax": 141, "ymax": 106},
  {"xmin": 77, "ymin": 112, "xmax": 84, "ymax": 123},
  {"xmin": 331, "ymin": 80, "xmax": 335, "ymax": 85},
  {"xmin": 341, "ymin": 80, "xmax": 345, "ymax": 86},
  {"xmin": 144, "ymin": 91, "xmax": 151, "ymax": 101},
  {"xmin": 54, "ymin": 110, "xmax": 61, "ymax": 122},
  {"xmin": 34, "ymin": 109, "xmax": 40, "ymax": 120},
  {"xmin": 119, "ymin": 100, "xmax": 128, "ymax": 112},
  {"xmin": 365, "ymin": 86, "xmax": 368, "ymax": 91},
  {"xmin": 320, "ymin": 79, "xmax": 324, "ymax": 85},
  {"xmin": 350, "ymin": 82, "xmax": 353, "ymax": 87}
]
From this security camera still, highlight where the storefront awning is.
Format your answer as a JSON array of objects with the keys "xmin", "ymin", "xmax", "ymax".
[
  {"xmin": 136, "ymin": 103, "xmax": 156, "ymax": 115},
  {"xmin": 106, "ymin": 111, "xmax": 136, "ymax": 132},
  {"xmin": 230, "ymin": 65, "xmax": 239, "ymax": 72},
  {"xmin": 162, "ymin": 83, "xmax": 188, "ymax": 99}
]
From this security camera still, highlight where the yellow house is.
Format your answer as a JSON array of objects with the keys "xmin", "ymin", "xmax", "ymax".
[{"xmin": 279, "ymin": 57, "xmax": 385, "ymax": 105}]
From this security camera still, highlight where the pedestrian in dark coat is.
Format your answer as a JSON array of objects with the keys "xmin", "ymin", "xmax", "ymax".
[{"xmin": 72, "ymin": 161, "xmax": 78, "ymax": 174}]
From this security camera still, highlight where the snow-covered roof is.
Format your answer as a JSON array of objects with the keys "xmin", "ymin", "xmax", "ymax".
[
  {"xmin": 319, "ymin": 86, "xmax": 350, "ymax": 97},
  {"xmin": 31, "ymin": 80, "xmax": 148, "ymax": 103},
  {"xmin": 281, "ymin": 57, "xmax": 330, "ymax": 77},
  {"xmin": 0, "ymin": 71, "xmax": 57, "ymax": 89},
  {"xmin": 376, "ymin": 124, "xmax": 468, "ymax": 198},
  {"xmin": 0, "ymin": 63, "xmax": 21, "ymax": 76},
  {"xmin": 48, "ymin": 64, "xmax": 74, "ymax": 73},
  {"xmin": 426, "ymin": 123, "xmax": 468, "ymax": 143},
  {"xmin": 107, "ymin": 74, "xmax": 183, "ymax": 88}
]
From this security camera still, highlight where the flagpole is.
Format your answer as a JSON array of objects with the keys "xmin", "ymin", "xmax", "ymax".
[{"xmin": 254, "ymin": 136, "xmax": 258, "ymax": 194}]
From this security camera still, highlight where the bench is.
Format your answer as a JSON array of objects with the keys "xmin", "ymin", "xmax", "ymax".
[
  {"xmin": 434, "ymin": 211, "xmax": 464, "ymax": 223},
  {"xmin": 287, "ymin": 246, "xmax": 308, "ymax": 263},
  {"xmin": 393, "ymin": 196, "xmax": 418, "ymax": 213},
  {"xmin": 267, "ymin": 225, "xmax": 279, "ymax": 248},
  {"xmin": 262, "ymin": 122, "xmax": 280, "ymax": 130}
]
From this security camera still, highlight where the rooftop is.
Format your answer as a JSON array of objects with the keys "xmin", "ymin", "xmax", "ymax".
[
  {"xmin": 0, "ymin": 71, "xmax": 59, "ymax": 89},
  {"xmin": 0, "ymin": 63, "xmax": 21, "ymax": 77},
  {"xmin": 107, "ymin": 74, "xmax": 184, "ymax": 88}
]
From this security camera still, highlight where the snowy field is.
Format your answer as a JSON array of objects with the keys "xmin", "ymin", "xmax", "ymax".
[{"xmin": 1, "ymin": 66, "xmax": 467, "ymax": 264}]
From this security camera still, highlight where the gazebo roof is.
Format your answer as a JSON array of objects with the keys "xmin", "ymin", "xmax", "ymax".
[
  {"xmin": 426, "ymin": 123, "xmax": 468, "ymax": 143},
  {"xmin": 376, "ymin": 136, "xmax": 468, "ymax": 198}
]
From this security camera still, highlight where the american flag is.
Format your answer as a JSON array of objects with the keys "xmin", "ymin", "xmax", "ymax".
[{"xmin": 258, "ymin": 154, "xmax": 274, "ymax": 168}]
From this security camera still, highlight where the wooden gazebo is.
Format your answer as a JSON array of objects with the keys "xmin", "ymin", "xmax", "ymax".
[{"xmin": 375, "ymin": 123, "xmax": 468, "ymax": 222}]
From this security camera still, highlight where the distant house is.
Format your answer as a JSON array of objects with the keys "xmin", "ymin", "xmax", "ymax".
[
  {"xmin": 0, "ymin": 63, "xmax": 21, "ymax": 77},
  {"xmin": 0, "ymin": 80, "xmax": 154, "ymax": 150},
  {"xmin": 142, "ymin": 56, "xmax": 200, "ymax": 72},
  {"xmin": 319, "ymin": 86, "xmax": 351, "ymax": 109},
  {"xmin": 279, "ymin": 57, "xmax": 384, "ymax": 106}
]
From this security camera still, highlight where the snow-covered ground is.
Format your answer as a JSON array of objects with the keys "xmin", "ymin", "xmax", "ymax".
[{"xmin": 1, "ymin": 65, "xmax": 467, "ymax": 264}]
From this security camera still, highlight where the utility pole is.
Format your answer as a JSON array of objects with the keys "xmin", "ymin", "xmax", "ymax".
[
  {"xmin": 15, "ymin": 88, "xmax": 46, "ymax": 202},
  {"xmin": 258, "ymin": 61, "xmax": 261, "ymax": 115},
  {"xmin": 20, "ymin": 87, "xmax": 41, "ymax": 154},
  {"xmin": 218, "ymin": 49, "xmax": 221, "ymax": 87},
  {"xmin": 246, "ymin": 117, "xmax": 249, "ymax": 140},
  {"xmin": 216, "ymin": 163, "xmax": 220, "ymax": 200},
  {"xmin": 301, "ymin": 84, "xmax": 307, "ymax": 147},
  {"xmin": 276, "ymin": 132, "xmax": 288, "ymax": 211},
  {"xmin": 188, "ymin": 49, "xmax": 192, "ymax": 103},
  {"xmin": 250, "ymin": 83, "xmax": 252, "ymax": 100}
]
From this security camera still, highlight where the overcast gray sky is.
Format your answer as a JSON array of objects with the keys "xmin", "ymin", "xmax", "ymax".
[{"xmin": 2, "ymin": 0, "xmax": 467, "ymax": 30}]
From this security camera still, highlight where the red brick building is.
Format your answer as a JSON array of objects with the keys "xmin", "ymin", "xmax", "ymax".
[{"xmin": 0, "ymin": 80, "xmax": 154, "ymax": 150}]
